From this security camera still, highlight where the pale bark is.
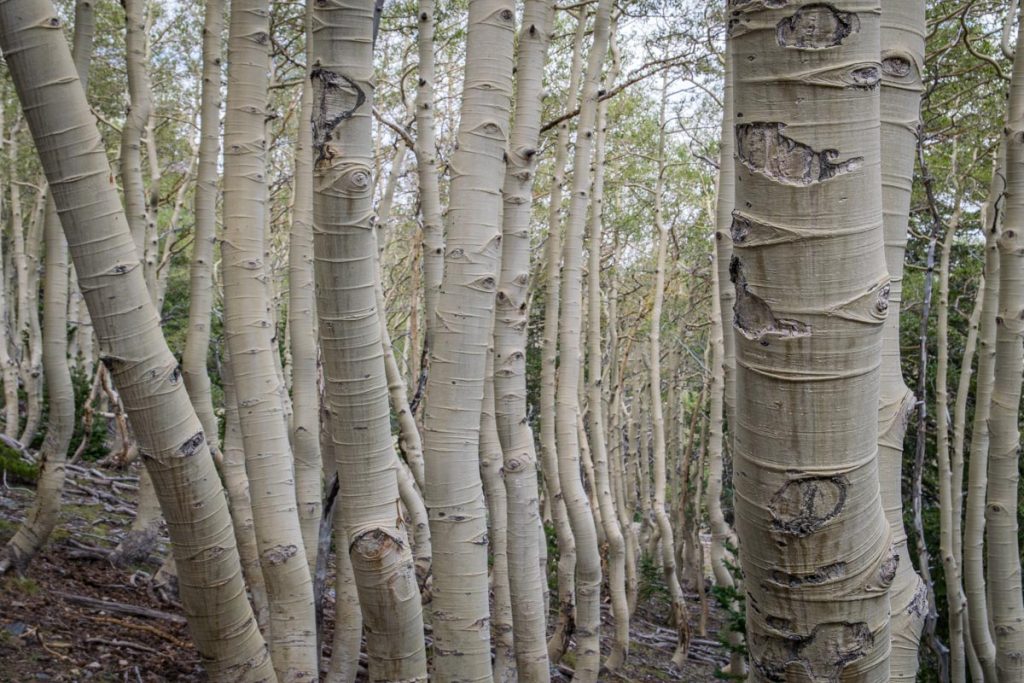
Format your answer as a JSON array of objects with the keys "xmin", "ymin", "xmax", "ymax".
[
  {"xmin": 324, "ymin": 500, "xmax": 362, "ymax": 683},
  {"xmin": 988, "ymin": 17, "xmax": 1024, "ymax": 673},
  {"xmin": 68, "ymin": 0, "xmax": 95, "ymax": 376},
  {"xmin": 492, "ymin": 0, "xmax": 553, "ymax": 673},
  {"xmin": 221, "ymin": 354, "xmax": 270, "ymax": 633},
  {"xmin": 414, "ymin": 0, "xmax": 443, "ymax": 346},
  {"xmin": 965, "ymin": 150, "xmax": 1003, "ymax": 682},
  {"xmin": 585, "ymin": 69, "xmax": 629, "ymax": 672},
  {"xmin": 18, "ymin": 183, "xmax": 44, "ymax": 447},
  {"xmin": 419, "ymin": 0, "xmax": 515, "ymax": 678},
  {"xmin": 539, "ymin": 12, "xmax": 586, "ymax": 662},
  {"xmin": 879, "ymin": 5, "xmax": 928, "ymax": 675},
  {"xmin": 0, "ymin": 197, "xmax": 74, "ymax": 573},
  {"xmin": 311, "ymin": 1, "xmax": 427, "ymax": 679},
  {"xmin": 120, "ymin": 0, "xmax": 153, "ymax": 290},
  {"xmin": 223, "ymin": 0, "xmax": 318, "ymax": 676},
  {"xmin": 481, "ymin": 353, "xmax": 516, "ymax": 683},
  {"xmin": 181, "ymin": 0, "xmax": 224, "ymax": 459},
  {"xmin": 0, "ymin": 1, "xmax": 273, "ymax": 676},
  {"xmin": 0, "ymin": 116, "xmax": 15, "ymax": 438},
  {"xmin": 649, "ymin": 76, "xmax": 688, "ymax": 668},
  {"xmin": 290, "ymin": 3, "xmax": 323, "ymax": 572},
  {"xmin": 937, "ymin": 217, "xmax": 966, "ymax": 683},
  {"xmin": 731, "ymin": 3, "xmax": 895, "ymax": 679}
]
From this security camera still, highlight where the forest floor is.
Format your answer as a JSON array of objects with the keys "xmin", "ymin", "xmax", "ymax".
[{"xmin": 0, "ymin": 463, "xmax": 729, "ymax": 682}]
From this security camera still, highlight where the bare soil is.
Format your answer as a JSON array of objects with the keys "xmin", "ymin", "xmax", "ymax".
[{"xmin": 0, "ymin": 466, "xmax": 728, "ymax": 681}]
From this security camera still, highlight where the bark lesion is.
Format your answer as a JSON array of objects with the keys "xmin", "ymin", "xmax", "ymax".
[
  {"xmin": 310, "ymin": 66, "xmax": 366, "ymax": 163},
  {"xmin": 768, "ymin": 474, "xmax": 848, "ymax": 536},
  {"xmin": 776, "ymin": 4, "xmax": 860, "ymax": 49},
  {"xmin": 735, "ymin": 122, "xmax": 862, "ymax": 186},
  {"xmin": 753, "ymin": 621, "xmax": 873, "ymax": 682},
  {"xmin": 730, "ymin": 257, "xmax": 811, "ymax": 341}
]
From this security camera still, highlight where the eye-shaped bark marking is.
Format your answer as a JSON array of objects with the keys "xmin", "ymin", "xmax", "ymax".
[
  {"xmin": 777, "ymin": 4, "xmax": 860, "ymax": 49},
  {"xmin": 310, "ymin": 67, "xmax": 366, "ymax": 163},
  {"xmin": 766, "ymin": 562, "xmax": 847, "ymax": 588},
  {"xmin": 769, "ymin": 474, "xmax": 848, "ymax": 536}
]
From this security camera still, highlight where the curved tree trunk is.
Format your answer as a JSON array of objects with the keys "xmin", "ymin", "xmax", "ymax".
[
  {"xmin": 418, "ymin": 0, "xmax": 515, "ymax": 678},
  {"xmin": 0, "ymin": 1, "xmax": 274, "ymax": 677},
  {"xmin": 223, "ymin": 0, "xmax": 318, "ymax": 676},
  {"xmin": 539, "ymin": 11, "xmax": 586, "ymax": 663},
  {"xmin": 0, "ymin": 197, "xmax": 74, "ymax": 573},
  {"xmin": 731, "ymin": 3, "xmax": 895, "ymax": 679},
  {"xmin": 310, "ymin": 1, "xmax": 427, "ymax": 679},
  {"xmin": 492, "ymin": 0, "xmax": 553, "ymax": 675},
  {"xmin": 879, "ymin": 4, "xmax": 928, "ymax": 678}
]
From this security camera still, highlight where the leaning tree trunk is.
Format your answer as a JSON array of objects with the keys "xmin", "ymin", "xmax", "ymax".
[
  {"xmin": 222, "ymin": 0, "xmax": 318, "ymax": 677},
  {"xmin": 310, "ymin": 1, "xmax": 427, "ymax": 679},
  {"xmin": 492, "ymin": 0, "xmax": 554, "ymax": 677},
  {"xmin": 987, "ymin": 16, "xmax": 1024, "ymax": 674},
  {"xmin": 0, "ymin": 1, "xmax": 274, "ymax": 678},
  {"xmin": 730, "ymin": 3, "xmax": 895, "ymax": 679},
  {"xmin": 552, "ymin": 1, "xmax": 615, "ymax": 677},
  {"xmin": 419, "ymin": 0, "xmax": 515, "ymax": 678},
  {"xmin": 0, "ymin": 198, "xmax": 74, "ymax": 573}
]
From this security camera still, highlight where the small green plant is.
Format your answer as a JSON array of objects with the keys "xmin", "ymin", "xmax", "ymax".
[
  {"xmin": 0, "ymin": 441, "xmax": 37, "ymax": 485},
  {"xmin": 638, "ymin": 553, "xmax": 670, "ymax": 602},
  {"xmin": 711, "ymin": 540, "xmax": 746, "ymax": 681}
]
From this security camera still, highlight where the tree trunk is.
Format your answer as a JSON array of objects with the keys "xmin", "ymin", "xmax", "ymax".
[
  {"xmin": 290, "ymin": 1, "xmax": 323, "ymax": 573},
  {"xmin": 538, "ymin": 11, "xmax": 586, "ymax": 663},
  {"xmin": 0, "ymin": 197, "xmax": 74, "ymax": 573},
  {"xmin": 310, "ymin": 1, "xmax": 427, "ymax": 679},
  {"xmin": 731, "ymin": 3, "xmax": 895, "ymax": 679},
  {"xmin": 181, "ymin": 0, "xmax": 224, "ymax": 459},
  {"xmin": 223, "ymin": 0, "xmax": 318, "ymax": 676},
  {"xmin": 0, "ymin": 1, "xmax": 274, "ymax": 677},
  {"xmin": 987, "ymin": 16, "xmax": 1024, "ymax": 672},
  {"xmin": 418, "ymin": 0, "xmax": 515, "ymax": 678},
  {"xmin": 879, "ymin": 5, "xmax": 928, "ymax": 675},
  {"xmin": 492, "ymin": 0, "xmax": 553, "ymax": 674},
  {"xmin": 649, "ymin": 75, "xmax": 689, "ymax": 669}
]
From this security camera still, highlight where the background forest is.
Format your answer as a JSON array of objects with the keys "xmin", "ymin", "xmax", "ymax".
[{"xmin": 0, "ymin": 0, "xmax": 1020, "ymax": 681}]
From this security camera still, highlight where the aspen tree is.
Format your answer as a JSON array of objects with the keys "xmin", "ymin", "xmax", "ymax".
[
  {"xmin": 878, "ymin": 4, "xmax": 928, "ymax": 678},
  {"xmin": 552, "ymin": 0, "xmax": 615, "ymax": 673},
  {"xmin": 223, "ymin": 0, "xmax": 318, "ymax": 676},
  {"xmin": 0, "ymin": 198, "xmax": 73, "ymax": 573},
  {"xmin": 414, "ymin": 0, "xmax": 443, "ymax": 344},
  {"xmin": 540, "ymin": 13, "xmax": 586, "ymax": 661},
  {"xmin": 121, "ymin": 0, "xmax": 153, "ymax": 289},
  {"xmin": 936, "ymin": 218, "xmax": 966, "ymax": 683},
  {"xmin": 586, "ymin": 60, "xmax": 629, "ymax": 670},
  {"xmin": 67, "ymin": 0, "xmax": 94, "ymax": 375},
  {"xmin": 481, "ymin": 352, "xmax": 516, "ymax": 683},
  {"xmin": 492, "ymin": 0, "xmax": 554, "ymax": 673},
  {"xmin": 18, "ymin": 181, "xmax": 44, "ymax": 447},
  {"xmin": 310, "ymin": 0, "xmax": 427, "ymax": 678},
  {"xmin": 649, "ymin": 75, "xmax": 689, "ymax": 668},
  {"xmin": 965, "ymin": 149, "xmax": 1003, "ymax": 681},
  {"xmin": 731, "ymin": 2, "xmax": 895, "ymax": 679},
  {"xmin": 987, "ymin": 12, "xmax": 1024, "ymax": 672},
  {"xmin": 418, "ymin": 0, "xmax": 515, "ymax": 677},
  {"xmin": 0, "ymin": 112, "xmax": 15, "ymax": 437},
  {"xmin": 289, "ymin": 0, "xmax": 322, "ymax": 571},
  {"xmin": 0, "ymin": 0, "xmax": 274, "ymax": 676},
  {"xmin": 182, "ymin": 0, "xmax": 224, "ymax": 460}
]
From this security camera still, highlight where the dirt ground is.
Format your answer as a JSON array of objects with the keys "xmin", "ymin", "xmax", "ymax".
[{"xmin": 0, "ymin": 466, "xmax": 728, "ymax": 681}]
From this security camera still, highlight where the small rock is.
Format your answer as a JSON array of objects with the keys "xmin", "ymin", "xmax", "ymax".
[
  {"xmin": 118, "ymin": 660, "xmax": 128, "ymax": 667},
  {"xmin": 3, "ymin": 621, "xmax": 27, "ymax": 636},
  {"xmin": 86, "ymin": 661, "xmax": 101, "ymax": 669}
]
